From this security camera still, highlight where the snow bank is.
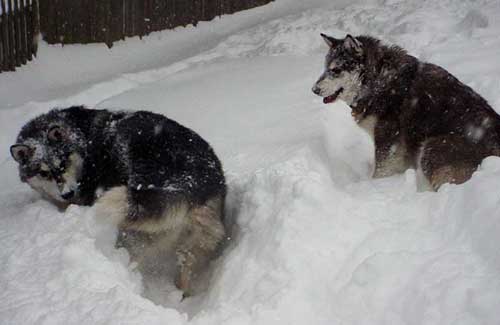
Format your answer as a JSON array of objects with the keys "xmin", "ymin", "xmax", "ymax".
[
  {"xmin": 1, "ymin": 0, "xmax": 500, "ymax": 324},
  {"xmin": 3, "ymin": 145, "xmax": 500, "ymax": 324}
]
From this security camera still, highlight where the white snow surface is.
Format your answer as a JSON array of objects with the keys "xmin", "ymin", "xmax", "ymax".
[{"xmin": 2, "ymin": 0, "xmax": 500, "ymax": 324}]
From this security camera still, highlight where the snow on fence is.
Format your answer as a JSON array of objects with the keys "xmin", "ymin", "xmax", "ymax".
[
  {"xmin": 0, "ymin": 0, "xmax": 38, "ymax": 72},
  {"xmin": 39, "ymin": 0, "xmax": 274, "ymax": 48}
]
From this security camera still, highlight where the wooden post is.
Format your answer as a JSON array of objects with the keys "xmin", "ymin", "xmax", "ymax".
[
  {"xmin": 25, "ymin": 0, "xmax": 32, "ymax": 60},
  {"xmin": 58, "ymin": 0, "xmax": 67, "ymax": 45},
  {"xmin": 86, "ymin": 0, "xmax": 92, "ymax": 42},
  {"xmin": 7, "ymin": 0, "xmax": 15, "ymax": 70},
  {"xmin": 136, "ymin": 0, "xmax": 143, "ymax": 39},
  {"xmin": 0, "ymin": 0, "xmax": 8, "ymax": 71},
  {"xmin": 120, "ymin": 0, "xmax": 125, "ymax": 40},
  {"xmin": 165, "ymin": 0, "xmax": 171, "ymax": 29},
  {"xmin": 104, "ymin": 0, "xmax": 112, "ymax": 48},
  {"xmin": 109, "ymin": 0, "xmax": 123, "ymax": 43},
  {"xmin": 44, "ymin": 0, "xmax": 54, "ymax": 43},
  {"xmin": 19, "ymin": 0, "xmax": 27, "ymax": 64},
  {"xmin": 13, "ymin": 0, "xmax": 21, "ymax": 66},
  {"xmin": 62, "ymin": 0, "xmax": 71, "ymax": 44},
  {"xmin": 125, "ymin": 0, "xmax": 133, "ymax": 37},
  {"xmin": 38, "ymin": 0, "xmax": 46, "ymax": 40},
  {"xmin": 32, "ymin": 0, "xmax": 38, "ymax": 56},
  {"xmin": 131, "ymin": 0, "xmax": 136, "ymax": 36},
  {"xmin": 79, "ymin": 0, "xmax": 87, "ymax": 43},
  {"xmin": 123, "ymin": 0, "xmax": 128, "ymax": 37},
  {"xmin": 0, "ymin": 14, "xmax": 4, "ymax": 71},
  {"xmin": 143, "ymin": 0, "xmax": 151, "ymax": 35}
]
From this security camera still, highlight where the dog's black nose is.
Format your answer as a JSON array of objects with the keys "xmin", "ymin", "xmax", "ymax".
[
  {"xmin": 312, "ymin": 86, "xmax": 321, "ymax": 95},
  {"xmin": 61, "ymin": 191, "xmax": 74, "ymax": 200}
]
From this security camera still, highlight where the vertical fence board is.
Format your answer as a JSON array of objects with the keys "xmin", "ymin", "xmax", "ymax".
[
  {"xmin": 109, "ymin": 0, "xmax": 123, "ymax": 43},
  {"xmin": 124, "ymin": 0, "xmax": 131, "ymax": 37},
  {"xmin": 123, "ymin": 0, "xmax": 128, "ymax": 37},
  {"xmin": 7, "ymin": 0, "xmax": 15, "ymax": 70},
  {"xmin": 38, "ymin": 0, "xmax": 47, "ymax": 41},
  {"xmin": 136, "ymin": 0, "xmax": 143, "ymax": 39},
  {"xmin": 128, "ymin": 0, "xmax": 134, "ymax": 37},
  {"xmin": 104, "ymin": 0, "xmax": 111, "ymax": 47},
  {"xmin": 0, "ymin": 14, "xmax": 4, "ymax": 70},
  {"xmin": 144, "ymin": 0, "xmax": 151, "ymax": 35},
  {"xmin": 25, "ymin": 0, "xmax": 32, "ymax": 60},
  {"xmin": 90, "ymin": 0, "xmax": 97, "ymax": 42},
  {"xmin": 0, "ymin": 0, "xmax": 8, "ymax": 71},
  {"xmin": 48, "ymin": 0, "xmax": 57, "ymax": 44},
  {"xmin": 13, "ymin": 0, "xmax": 21, "ymax": 66},
  {"xmin": 19, "ymin": 0, "xmax": 27, "ymax": 63},
  {"xmin": 30, "ymin": 0, "xmax": 38, "ymax": 57}
]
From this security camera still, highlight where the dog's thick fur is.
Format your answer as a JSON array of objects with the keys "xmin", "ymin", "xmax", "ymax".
[
  {"xmin": 11, "ymin": 106, "xmax": 226, "ymax": 295},
  {"xmin": 313, "ymin": 34, "xmax": 500, "ymax": 189}
]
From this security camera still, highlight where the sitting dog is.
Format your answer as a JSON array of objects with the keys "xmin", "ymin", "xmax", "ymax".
[
  {"xmin": 10, "ymin": 106, "xmax": 226, "ymax": 295},
  {"xmin": 313, "ymin": 34, "xmax": 500, "ymax": 189}
]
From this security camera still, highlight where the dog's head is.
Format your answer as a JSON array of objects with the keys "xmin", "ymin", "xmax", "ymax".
[
  {"xmin": 10, "ymin": 111, "xmax": 86, "ymax": 206},
  {"xmin": 312, "ymin": 34, "xmax": 365, "ymax": 106}
]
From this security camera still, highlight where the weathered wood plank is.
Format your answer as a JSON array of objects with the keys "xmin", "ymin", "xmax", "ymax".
[
  {"xmin": 7, "ymin": 0, "xmax": 15, "ymax": 70},
  {"xmin": 25, "ymin": 0, "xmax": 32, "ymax": 60},
  {"xmin": 0, "ymin": 0, "xmax": 8, "ymax": 71},
  {"xmin": 32, "ymin": 0, "xmax": 39, "ymax": 56},
  {"xmin": 0, "ymin": 15, "xmax": 4, "ymax": 71},
  {"xmin": 19, "ymin": 0, "xmax": 27, "ymax": 63}
]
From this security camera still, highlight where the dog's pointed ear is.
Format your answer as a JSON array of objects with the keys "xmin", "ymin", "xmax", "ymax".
[
  {"xmin": 321, "ymin": 33, "xmax": 341, "ymax": 48},
  {"xmin": 47, "ymin": 126, "xmax": 67, "ymax": 143},
  {"xmin": 10, "ymin": 144, "xmax": 33, "ymax": 164},
  {"xmin": 343, "ymin": 35, "xmax": 363, "ymax": 54}
]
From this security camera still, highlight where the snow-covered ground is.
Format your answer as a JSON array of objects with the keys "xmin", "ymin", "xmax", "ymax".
[{"xmin": 2, "ymin": 0, "xmax": 500, "ymax": 324}]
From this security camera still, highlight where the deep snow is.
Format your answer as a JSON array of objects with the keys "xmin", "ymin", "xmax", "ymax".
[{"xmin": 1, "ymin": 0, "xmax": 500, "ymax": 324}]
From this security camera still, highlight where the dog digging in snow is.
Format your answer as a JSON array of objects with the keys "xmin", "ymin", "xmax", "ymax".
[
  {"xmin": 313, "ymin": 34, "xmax": 500, "ymax": 190},
  {"xmin": 10, "ymin": 106, "xmax": 226, "ymax": 296}
]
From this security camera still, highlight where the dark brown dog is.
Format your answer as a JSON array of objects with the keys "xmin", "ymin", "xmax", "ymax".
[{"xmin": 313, "ymin": 34, "xmax": 500, "ymax": 189}]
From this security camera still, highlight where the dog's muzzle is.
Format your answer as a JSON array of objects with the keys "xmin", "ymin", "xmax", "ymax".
[
  {"xmin": 312, "ymin": 85, "xmax": 322, "ymax": 95},
  {"xmin": 61, "ymin": 190, "xmax": 75, "ymax": 200}
]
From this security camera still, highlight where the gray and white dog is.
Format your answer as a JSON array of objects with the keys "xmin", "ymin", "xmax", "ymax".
[
  {"xmin": 11, "ymin": 106, "xmax": 226, "ymax": 296},
  {"xmin": 313, "ymin": 34, "xmax": 500, "ymax": 189}
]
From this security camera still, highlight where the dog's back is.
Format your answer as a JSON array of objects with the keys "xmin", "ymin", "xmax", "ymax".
[{"xmin": 405, "ymin": 63, "xmax": 500, "ymax": 150}]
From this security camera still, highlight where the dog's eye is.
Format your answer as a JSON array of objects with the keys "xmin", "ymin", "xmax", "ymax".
[
  {"xmin": 39, "ymin": 170, "xmax": 51, "ymax": 179},
  {"xmin": 329, "ymin": 67, "xmax": 342, "ymax": 74}
]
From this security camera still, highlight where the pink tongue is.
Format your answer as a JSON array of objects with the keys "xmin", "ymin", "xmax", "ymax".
[{"xmin": 323, "ymin": 96, "xmax": 335, "ymax": 104}]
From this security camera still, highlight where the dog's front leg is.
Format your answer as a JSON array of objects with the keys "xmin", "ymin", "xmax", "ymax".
[
  {"xmin": 372, "ymin": 120, "xmax": 409, "ymax": 178},
  {"xmin": 373, "ymin": 144, "xmax": 399, "ymax": 178}
]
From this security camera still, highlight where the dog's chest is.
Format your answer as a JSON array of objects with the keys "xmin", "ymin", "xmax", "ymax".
[{"xmin": 356, "ymin": 114, "xmax": 378, "ymax": 140}]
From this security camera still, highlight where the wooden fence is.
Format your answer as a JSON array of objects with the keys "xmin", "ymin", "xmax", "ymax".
[
  {"xmin": 39, "ymin": 0, "xmax": 274, "ymax": 48},
  {"xmin": 0, "ymin": 0, "xmax": 39, "ymax": 72},
  {"xmin": 0, "ymin": 0, "xmax": 272, "ymax": 73}
]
